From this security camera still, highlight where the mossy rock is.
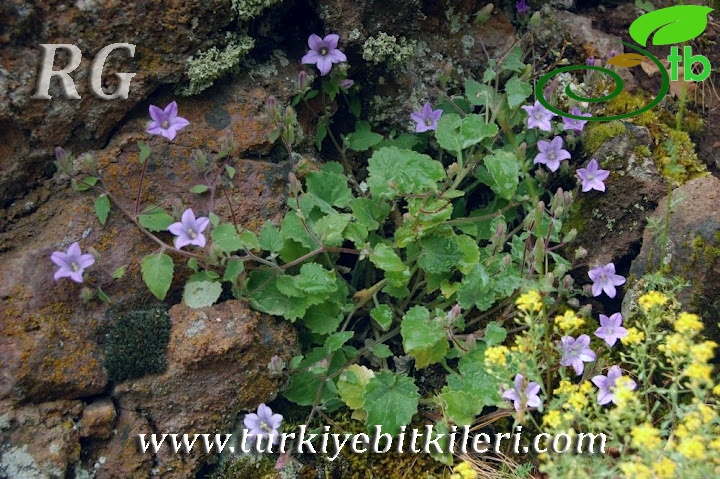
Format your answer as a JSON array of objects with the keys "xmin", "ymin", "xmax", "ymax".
[{"xmin": 104, "ymin": 307, "xmax": 171, "ymax": 382}]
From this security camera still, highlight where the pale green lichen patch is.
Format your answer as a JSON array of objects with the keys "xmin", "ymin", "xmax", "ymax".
[
  {"xmin": 231, "ymin": 0, "xmax": 283, "ymax": 20},
  {"xmin": 362, "ymin": 32, "xmax": 416, "ymax": 67},
  {"xmin": 181, "ymin": 33, "xmax": 256, "ymax": 96}
]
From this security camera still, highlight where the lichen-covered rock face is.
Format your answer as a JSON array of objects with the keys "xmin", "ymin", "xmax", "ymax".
[
  {"xmin": 0, "ymin": 0, "xmax": 234, "ymax": 207},
  {"xmin": 566, "ymin": 123, "xmax": 667, "ymax": 286},
  {"xmin": 629, "ymin": 175, "xmax": 720, "ymax": 345},
  {"xmin": 104, "ymin": 300, "xmax": 297, "ymax": 479}
]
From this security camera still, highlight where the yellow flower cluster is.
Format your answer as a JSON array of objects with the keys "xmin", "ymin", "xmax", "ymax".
[
  {"xmin": 484, "ymin": 346, "xmax": 510, "ymax": 368},
  {"xmin": 621, "ymin": 327, "xmax": 645, "ymax": 345},
  {"xmin": 658, "ymin": 333, "xmax": 689, "ymax": 356},
  {"xmin": 677, "ymin": 436, "xmax": 707, "ymax": 460},
  {"xmin": 619, "ymin": 461, "xmax": 653, "ymax": 479},
  {"xmin": 638, "ymin": 291, "xmax": 668, "ymax": 311},
  {"xmin": 685, "ymin": 362, "xmax": 713, "ymax": 382},
  {"xmin": 542, "ymin": 409, "xmax": 563, "ymax": 429},
  {"xmin": 691, "ymin": 341, "xmax": 718, "ymax": 363},
  {"xmin": 630, "ymin": 423, "xmax": 663, "ymax": 451},
  {"xmin": 450, "ymin": 461, "xmax": 477, "ymax": 479},
  {"xmin": 652, "ymin": 457, "xmax": 678, "ymax": 479},
  {"xmin": 554, "ymin": 310, "xmax": 585, "ymax": 332},
  {"xmin": 675, "ymin": 312, "xmax": 703, "ymax": 335},
  {"xmin": 516, "ymin": 290, "xmax": 543, "ymax": 312}
]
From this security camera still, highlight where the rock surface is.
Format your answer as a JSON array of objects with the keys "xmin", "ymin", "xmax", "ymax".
[{"xmin": 629, "ymin": 175, "xmax": 720, "ymax": 344}]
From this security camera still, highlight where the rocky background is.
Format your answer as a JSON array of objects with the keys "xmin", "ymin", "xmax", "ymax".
[{"xmin": 1, "ymin": 0, "xmax": 720, "ymax": 477}]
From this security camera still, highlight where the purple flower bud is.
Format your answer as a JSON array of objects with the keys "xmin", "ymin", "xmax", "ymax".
[
  {"xmin": 608, "ymin": 49, "xmax": 618, "ymax": 59},
  {"xmin": 448, "ymin": 304, "xmax": 462, "ymax": 321},
  {"xmin": 55, "ymin": 146, "xmax": 66, "ymax": 163},
  {"xmin": 267, "ymin": 355, "xmax": 286, "ymax": 376},
  {"xmin": 586, "ymin": 56, "xmax": 596, "ymax": 66},
  {"xmin": 340, "ymin": 79, "xmax": 355, "ymax": 90},
  {"xmin": 297, "ymin": 71, "xmax": 308, "ymax": 90},
  {"xmin": 265, "ymin": 95, "xmax": 279, "ymax": 118},
  {"xmin": 288, "ymin": 172, "xmax": 300, "ymax": 195}
]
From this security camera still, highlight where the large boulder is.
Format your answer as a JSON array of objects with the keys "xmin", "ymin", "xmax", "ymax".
[{"xmin": 629, "ymin": 175, "xmax": 720, "ymax": 344}]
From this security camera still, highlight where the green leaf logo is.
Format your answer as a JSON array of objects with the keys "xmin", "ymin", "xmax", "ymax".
[{"xmin": 629, "ymin": 5, "xmax": 713, "ymax": 47}]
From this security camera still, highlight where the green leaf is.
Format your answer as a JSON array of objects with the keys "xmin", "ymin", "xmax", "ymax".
[
  {"xmin": 303, "ymin": 302, "xmax": 343, "ymax": 335},
  {"xmin": 225, "ymin": 164, "xmax": 236, "ymax": 179},
  {"xmin": 314, "ymin": 213, "xmax": 351, "ymax": 247},
  {"xmin": 477, "ymin": 150, "xmax": 520, "ymax": 200},
  {"xmin": 183, "ymin": 280, "xmax": 222, "ymax": 308},
  {"xmin": 347, "ymin": 121, "xmax": 383, "ymax": 152},
  {"xmin": 446, "ymin": 345, "xmax": 500, "ymax": 406},
  {"xmin": 370, "ymin": 305, "xmax": 393, "ymax": 331},
  {"xmin": 325, "ymin": 331, "xmax": 354, "ymax": 353},
  {"xmin": 505, "ymin": 75, "xmax": 532, "ymax": 109},
  {"xmin": 138, "ymin": 208, "xmax": 174, "ymax": 232},
  {"xmin": 367, "ymin": 147, "xmax": 445, "ymax": 199},
  {"xmin": 401, "ymin": 306, "xmax": 448, "ymax": 369},
  {"xmin": 222, "ymin": 259, "xmax": 245, "ymax": 283},
  {"xmin": 363, "ymin": 371, "xmax": 419, "ymax": 436},
  {"xmin": 141, "ymin": 253, "xmax": 173, "ymax": 300},
  {"xmin": 457, "ymin": 264, "xmax": 493, "ymax": 311},
  {"xmin": 280, "ymin": 210, "xmax": 317, "ymax": 249},
  {"xmin": 94, "ymin": 194, "xmax": 110, "ymax": 225},
  {"xmin": 435, "ymin": 114, "xmax": 464, "ymax": 154},
  {"xmin": 460, "ymin": 115, "xmax": 498, "ymax": 149},
  {"xmin": 111, "ymin": 266, "xmax": 126, "ymax": 279},
  {"xmin": 439, "ymin": 390, "xmax": 483, "ymax": 426},
  {"xmin": 417, "ymin": 235, "xmax": 464, "ymax": 275},
  {"xmin": 138, "ymin": 141, "xmax": 151, "ymax": 164},
  {"xmin": 238, "ymin": 230, "xmax": 261, "ymax": 251},
  {"xmin": 350, "ymin": 197, "xmax": 390, "ymax": 230},
  {"xmin": 306, "ymin": 170, "xmax": 352, "ymax": 209},
  {"xmin": 465, "ymin": 78, "xmax": 495, "ymax": 107},
  {"xmin": 294, "ymin": 263, "xmax": 338, "ymax": 295},
  {"xmin": 338, "ymin": 365, "xmax": 374, "ymax": 420},
  {"xmin": 73, "ymin": 176, "xmax": 98, "ymax": 192},
  {"xmin": 259, "ymin": 221, "xmax": 283, "ymax": 254},
  {"xmin": 370, "ymin": 343, "xmax": 393, "ymax": 359},
  {"xmin": 435, "ymin": 114, "xmax": 498, "ymax": 154},
  {"xmin": 316, "ymin": 123, "xmax": 328, "ymax": 151},
  {"xmin": 484, "ymin": 321, "xmax": 507, "ymax": 346},
  {"xmin": 629, "ymin": 5, "xmax": 712, "ymax": 47},
  {"xmin": 370, "ymin": 244, "xmax": 406, "ymax": 272},
  {"xmin": 189, "ymin": 184, "xmax": 210, "ymax": 194},
  {"xmin": 285, "ymin": 371, "xmax": 335, "ymax": 406},
  {"xmin": 247, "ymin": 272, "xmax": 309, "ymax": 321},
  {"xmin": 501, "ymin": 45, "xmax": 526, "ymax": 73},
  {"xmin": 211, "ymin": 224, "xmax": 243, "ymax": 253},
  {"xmin": 97, "ymin": 287, "xmax": 110, "ymax": 304}
]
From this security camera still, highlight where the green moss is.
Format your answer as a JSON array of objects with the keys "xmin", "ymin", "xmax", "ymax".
[
  {"xmin": 180, "ymin": 33, "xmax": 255, "ymax": 96},
  {"xmin": 209, "ymin": 453, "xmax": 279, "ymax": 479},
  {"xmin": 362, "ymin": 32, "xmax": 416, "ymax": 67},
  {"xmin": 595, "ymin": 90, "xmax": 707, "ymax": 185},
  {"xmin": 104, "ymin": 307, "xmax": 171, "ymax": 382},
  {"xmin": 231, "ymin": 0, "xmax": 283, "ymax": 20},
  {"xmin": 583, "ymin": 121, "xmax": 626, "ymax": 154}
]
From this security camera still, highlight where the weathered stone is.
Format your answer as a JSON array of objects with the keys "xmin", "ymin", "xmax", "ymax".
[
  {"xmin": 89, "ymin": 408, "xmax": 154, "ymax": 479},
  {"xmin": 629, "ymin": 175, "xmax": 720, "ymax": 345},
  {"xmin": 0, "ymin": 0, "xmax": 241, "ymax": 207},
  {"xmin": 0, "ymin": 399, "xmax": 83, "ymax": 479},
  {"xmin": 110, "ymin": 300, "xmax": 298, "ymax": 478},
  {"xmin": 567, "ymin": 123, "xmax": 667, "ymax": 278},
  {"xmin": 80, "ymin": 399, "xmax": 116, "ymax": 440}
]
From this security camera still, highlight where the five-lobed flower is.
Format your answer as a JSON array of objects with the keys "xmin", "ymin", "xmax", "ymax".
[
  {"xmin": 243, "ymin": 403, "xmax": 283, "ymax": 445},
  {"xmin": 588, "ymin": 262, "xmax": 626, "ymax": 298},
  {"xmin": 559, "ymin": 334, "xmax": 596, "ymax": 375},
  {"xmin": 522, "ymin": 100, "xmax": 556, "ymax": 132},
  {"xmin": 147, "ymin": 101, "xmax": 189, "ymax": 141},
  {"xmin": 301, "ymin": 33, "xmax": 347, "ymax": 76},
  {"xmin": 562, "ymin": 106, "xmax": 592, "ymax": 135},
  {"xmin": 168, "ymin": 208, "xmax": 210, "ymax": 250},
  {"xmin": 411, "ymin": 102, "xmax": 443, "ymax": 133},
  {"xmin": 591, "ymin": 365, "xmax": 637, "ymax": 405},
  {"xmin": 577, "ymin": 158, "xmax": 609, "ymax": 192},
  {"xmin": 50, "ymin": 242, "xmax": 95, "ymax": 283},
  {"xmin": 502, "ymin": 373, "xmax": 542, "ymax": 412},
  {"xmin": 595, "ymin": 312, "xmax": 628, "ymax": 346},
  {"xmin": 534, "ymin": 136, "xmax": 571, "ymax": 172}
]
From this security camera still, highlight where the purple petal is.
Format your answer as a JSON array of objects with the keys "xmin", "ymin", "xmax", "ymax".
[
  {"xmin": 50, "ymin": 251, "xmax": 70, "ymax": 268},
  {"xmin": 149, "ymin": 105, "xmax": 164, "ymax": 123},
  {"xmin": 67, "ymin": 242, "xmax": 82, "ymax": 257},
  {"xmin": 591, "ymin": 282, "xmax": 603, "ymax": 297},
  {"xmin": 168, "ymin": 222, "xmax": 186, "ymax": 236},
  {"xmin": 598, "ymin": 390, "xmax": 613, "ymax": 405},
  {"xmin": 147, "ymin": 124, "xmax": 164, "ymax": 136},
  {"xmin": 172, "ymin": 117, "xmax": 190, "ymax": 130},
  {"xmin": 308, "ymin": 34, "xmax": 323, "ymax": 51},
  {"xmin": 165, "ymin": 101, "xmax": 178, "ymax": 120},
  {"xmin": 69, "ymin": 270, "xmax": 85, "ymax": 283},
  {"xmin": 324, "ymin": 34, "xmax": 340, "ymax": 50},
  {"xmin": 161, "ymin": 128, "xmax": 177, "ymax": 141},
  {"xmin": 195, "ymin": 217, "xmax": 210, "ymax": 233},
  {"xmin": 555, "ymin": 149, "xmax": 571, "ymax": 161},
  {"xmin": 326, "ymin": 49, "xmax": 347, "ymax": 63},
  {"xmin": 181, "ymin": 209, "xmax": 196, "ymax": 226},
  {"xmin": 316, "ymin": 57, "xmax": 332, "ymax": 76},
  {"xmin": 79, "ymin": 254, "xmax": 95, "ymax": 269},
  {"xmin": 54, "ymin": 268, "xmax": 71, "ymax": 281},
  {"xmin": 410, "ymin": 112, "xmax": 424, "ymax": 125},
  {"xmin": 301, "ymin": 51, "xmax": 322, "ymax": 65},
  {"xmin": 174, "ymin": 236, "xmax": 191, "ymax": 250},
  {"xmin": 244, "ymin": 413, "xmax": 260, "ymax": 430},
  {"xmin": 603, "ymin": 283, "xmax": 617, "ymax": 298}
]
